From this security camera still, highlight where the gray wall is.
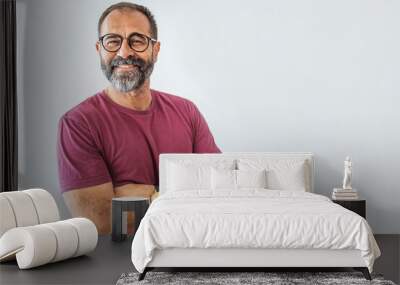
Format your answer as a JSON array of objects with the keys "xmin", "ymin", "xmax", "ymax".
[{"xmin": 17, "ymin": 0, "xmax": 400, "ymax": 233}]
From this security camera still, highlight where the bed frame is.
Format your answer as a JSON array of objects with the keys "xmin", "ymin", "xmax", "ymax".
[
  {"xmin": 141, "ymin": 248, "xmax": 371, "ymax": 280},
  {"xmin": 139, "ymin": 153, "xmax": 372, "ymax": 280}
]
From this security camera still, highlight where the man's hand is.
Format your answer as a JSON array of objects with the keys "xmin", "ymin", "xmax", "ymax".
[{"xmin": 62, "ymin": 182, "xmax": 156, "ymax": 235}]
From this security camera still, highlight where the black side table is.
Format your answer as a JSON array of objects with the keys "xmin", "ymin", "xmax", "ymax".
[
  {"xmin": 332, "ymin": 199, "xmax": 366, "ymax": 219},
  {"xmin": 112, "ymin": 197, "xmax": 150, "ymax": 242}
]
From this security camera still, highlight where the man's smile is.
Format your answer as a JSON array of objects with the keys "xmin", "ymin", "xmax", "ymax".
[{"xmin": 115, "ymin": 64, "xmax": 136, "ymax": 71}]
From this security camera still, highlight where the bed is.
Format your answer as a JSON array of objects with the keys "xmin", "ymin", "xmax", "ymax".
[{"xmin": 131, "ymin": 153, "xmax": 381, "ymax": 280}]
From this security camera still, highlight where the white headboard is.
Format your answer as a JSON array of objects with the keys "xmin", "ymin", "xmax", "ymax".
[{"xmin": 159, "ymin": 152, "xmax": 314, "ymax": 194}]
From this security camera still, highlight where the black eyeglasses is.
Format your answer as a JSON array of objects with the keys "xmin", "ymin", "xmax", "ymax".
[{"xmin": 99, "ymin": 32, "xmax": 157, "ymax": 53}]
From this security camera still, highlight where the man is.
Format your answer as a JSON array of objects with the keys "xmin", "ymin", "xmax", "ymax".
[{"xmin": 57, "ymin": 2, "xmax": 221, "ymax": 234}]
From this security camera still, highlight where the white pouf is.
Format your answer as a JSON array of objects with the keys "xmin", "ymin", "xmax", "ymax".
[
  {"xmin": 0, "ymin": 189, "xmax": 98, "ymax": 269},
  {"xmin": 0, "ymin": 218, "xmax": 98, "ymax": 269}
]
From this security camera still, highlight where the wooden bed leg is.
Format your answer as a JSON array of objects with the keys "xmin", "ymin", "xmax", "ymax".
[
  {"xmin": 354, "ymin": 267, "xmax": 372, "ymax": 280},
  {"xmin": 138, "ymin": 268, "xmax": 148, "ymax": 281}
]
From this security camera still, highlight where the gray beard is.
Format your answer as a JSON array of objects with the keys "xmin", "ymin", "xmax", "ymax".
[
  {"xmin": 109, "ymin": 69, "xmax": 145, "ymax": 93},
  {"xmin": 101, "ymin": 58, "xmax": 154, "ymax": 93}
]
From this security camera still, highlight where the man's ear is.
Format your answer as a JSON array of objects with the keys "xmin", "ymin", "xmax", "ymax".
[
  {"xmin": 96, "ymin": 41, "xmax": 101, "ymax": 53},
  {"xmin": 152, "ymin": 41, "xmax": 160, "ymax": 62}
]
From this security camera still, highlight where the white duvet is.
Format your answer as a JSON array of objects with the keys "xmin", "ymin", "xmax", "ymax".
[{"xmin": 131, "ymin": 190, "xmax": 380, "ymax": 273}]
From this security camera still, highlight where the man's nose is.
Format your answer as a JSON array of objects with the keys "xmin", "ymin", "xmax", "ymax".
[{"xmin": 117, "ymin": 38, "xmax": 135, "ymax": 59}]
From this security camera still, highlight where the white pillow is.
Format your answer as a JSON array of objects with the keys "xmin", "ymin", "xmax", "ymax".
[
  {"xmin": 167, "ymin": 163, "xmax": 211, "ymax": 191},
  {"xmin": 211, "ymin": 168, "xmax": 268, "ymax": 190},
  {"xmin": 236, "ymin": 169, "xmax": 267, "ymax": 188},
  {"xmin": 237, "ymin": 159, "xmax": 307, "ymax": 191},
  {"xmin": 165, "ymin": 158, "xmax": 236, "ymax": 192},
  {"xmin": 211, "ymin": 168, "xmax": 236, "ymax": 190}
]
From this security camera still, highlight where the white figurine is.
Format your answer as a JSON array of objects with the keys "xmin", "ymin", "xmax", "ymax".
[{"xmin": 342, "ymin": 156, "xmax": 352, "ymax": 190}]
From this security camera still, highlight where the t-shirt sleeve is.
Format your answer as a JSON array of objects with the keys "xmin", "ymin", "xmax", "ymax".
[
  {"xmin": 57, "ymin": 114, "xmax": 112, "ymax": 193},
  {"xmin": 190, "ymin": 103, "xmax": 221, "ymax": 153}
]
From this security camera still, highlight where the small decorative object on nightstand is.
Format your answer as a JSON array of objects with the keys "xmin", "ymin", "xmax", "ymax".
[
  {"xmin": 332, "ymin": 199, "xmax": 366, "ymax": 219},
  {"xmin": 342, "ymin": 156, "xmax": 353, "ymax": 190},
  {"xmin": 112, "ymin": 197, "xmax": 150, "ymax": 242},
  {"xmin": 332, "ymin": 156, "xmax": 359, "ymax": 200},
  {"xmin": 332, "ymin": 188, "xmax": 359, "ymax": 200}
]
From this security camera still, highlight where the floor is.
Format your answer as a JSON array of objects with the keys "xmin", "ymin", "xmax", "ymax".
[
  {"xmin": 0, "ymin": 236, "xmax": 134, "ymax": 284},
  {"xmin": 0, "ymin": 235, "xmax": 398, "ymax": 284},
  {"xmin": 374, "ymin": 234, "xmax": 400, "ymax": 284}
]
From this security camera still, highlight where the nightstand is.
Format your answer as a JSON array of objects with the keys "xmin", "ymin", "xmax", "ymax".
[
  {"xmin": 332, "ymin": 199, "xmax": 366, "ymax": 218},
  {"xmin": 111, "ymin": 197, "xmax": 150, "ymax": 241}
]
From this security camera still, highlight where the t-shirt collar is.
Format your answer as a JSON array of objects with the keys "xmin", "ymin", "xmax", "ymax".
[{"xmin": 100, "ymin": 89, "xmax": 157, "ymax": 115}]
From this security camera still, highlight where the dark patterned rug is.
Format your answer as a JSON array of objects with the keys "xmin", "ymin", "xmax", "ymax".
[{"xmin": 116, "ymin": 271, "xmax": 396, "ymax": 285}]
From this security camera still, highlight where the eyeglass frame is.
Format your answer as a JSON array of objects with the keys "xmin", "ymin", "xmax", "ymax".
[{"xmin": 98, "ymin": 32, "xmax": 157, "ymax": 53}]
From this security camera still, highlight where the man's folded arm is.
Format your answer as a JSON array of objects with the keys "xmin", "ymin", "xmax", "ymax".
[{"xmin": 62, "ymin": 182, "xmax": 156, "ymax": 234}]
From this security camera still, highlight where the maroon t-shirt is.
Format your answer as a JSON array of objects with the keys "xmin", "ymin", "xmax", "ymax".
[{"xmin": 57, "ymin": 89, "xmax": 221, "ymax": 193}]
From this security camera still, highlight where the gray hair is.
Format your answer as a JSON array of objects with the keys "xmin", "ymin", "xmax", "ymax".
[{"xmin": 98, "ymin": 2, "xmax": 158, "ymax": 39}]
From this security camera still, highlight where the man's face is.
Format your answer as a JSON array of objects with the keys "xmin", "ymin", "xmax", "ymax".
[{"xmin": 96, "ymin": 10, "xmax": 160, "ymax": 93}]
